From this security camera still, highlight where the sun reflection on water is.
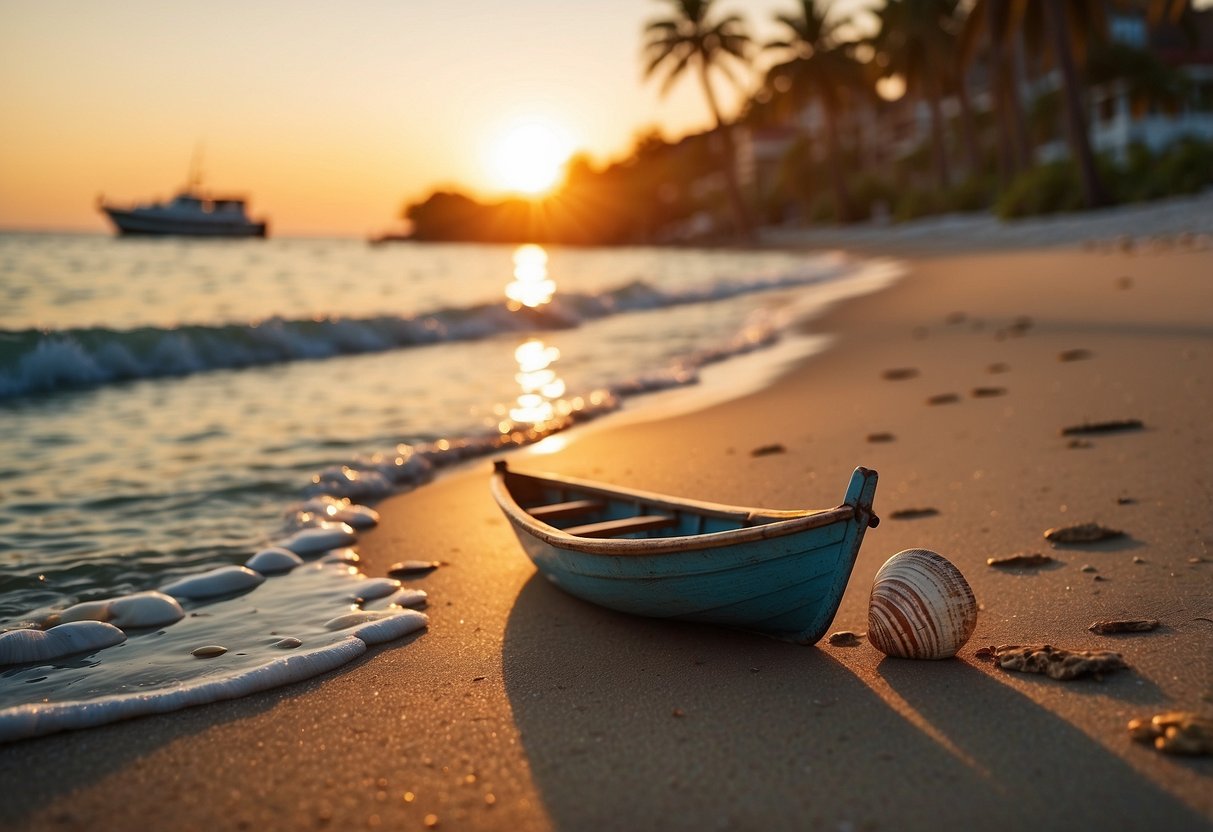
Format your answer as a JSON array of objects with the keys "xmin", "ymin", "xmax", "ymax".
[
  {"xmin": 509, "ymin": 338, "xmax": 565, "ymax": 426},
  {"xmin": 505, "ymin": 244, "xmax": 556, "ymax": 310}
]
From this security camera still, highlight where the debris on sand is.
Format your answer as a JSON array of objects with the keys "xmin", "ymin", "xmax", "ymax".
[
  {"xmin": 1088, "ymin": 619, "xmax": 1159, "ymax": 635},
  {"xmin": 926, "ymin": 393, "xmax": 960, "ymax": 405},
  {"xmin": 866, "ymin": 432, "xmax": 895, "ymax": 443},
  {"xmin": 828, "ymin": 631, "xmax": 863, "ymax": 647},
  {"xmin": 1058, "ymin": 348, "xmax": 1093, "ymax": 362},
  {"xmin": 388, "ymin": 560, "xmax": 442, "ymax": 578},
  {"xmin": 1067, "ymin": 439, "xmax": 1094, "ymax": 449},
  {"xmin": 975, "ymin": 644, "xmax": 1128, "ymax": 680},
  {"xmin": 1060, "ymin": 419, "xmax": 1144, "ymax": 436},
  {"xmin": 890, "ymin": 508, "xmax": 940, "ymax": 520},
  {"xmin": 971, "ymin": 387, "xmax": 1006, "ymax": 398},
  {"xmin": 750, "ymin": 443, "xmax": 786, "ymax": 457},
  {"xmin": 1128, "ymin": 712, "xmax": 1213, "ymax": 756},
  {"xmin": 882, "ymin": 367, "xmax": 920, "ymax": 381},
  {"xmin": 987, "ymin": 552, "xmax": 1056, "ymax": 568},
  {"xmin": 987, "ymin": 362, "xmax": 1009, "ymax": 374},
  {"xmin": 1044, "ymin": 523, "xmax": 1124, "ymax": 544}
]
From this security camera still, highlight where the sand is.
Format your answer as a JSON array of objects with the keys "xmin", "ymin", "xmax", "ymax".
[{"xmin": 2, "ymin": 238, "xmax": 1211, "ymax": 831}]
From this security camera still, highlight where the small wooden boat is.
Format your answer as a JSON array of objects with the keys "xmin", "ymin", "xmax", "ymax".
[{"xmin": 490, "ymin": 460, "xmax": 879, "ymax": 644}]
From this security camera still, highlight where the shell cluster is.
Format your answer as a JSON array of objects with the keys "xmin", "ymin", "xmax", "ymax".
[{"xmin": 868, "ymin": 548, "xmax": 977, "ymax": 660}]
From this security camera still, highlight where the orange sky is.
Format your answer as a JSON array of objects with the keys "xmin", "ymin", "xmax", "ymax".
[{"xmin": 2, "ymin": 1, "xmax": 878, "ymax": 238}]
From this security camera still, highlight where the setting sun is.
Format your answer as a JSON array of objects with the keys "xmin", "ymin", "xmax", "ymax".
[{"xmin": 486, "ymin": 118, "xmax": 574, "ymax": 196}]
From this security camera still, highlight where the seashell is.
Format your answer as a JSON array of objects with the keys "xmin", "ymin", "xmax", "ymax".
[{"xmin": 868, "ymin": 549, "xmax": 977, "ymax": 660}]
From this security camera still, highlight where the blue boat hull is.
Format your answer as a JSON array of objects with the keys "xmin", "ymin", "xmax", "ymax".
[{"xmin": 492, "ymin": 463, "xmax": 878, "ymax": 644}]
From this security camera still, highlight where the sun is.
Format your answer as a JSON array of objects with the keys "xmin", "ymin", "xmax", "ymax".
[{"xmin": 486, "ymin": 119, "xmax": 575, "ymax": 196}]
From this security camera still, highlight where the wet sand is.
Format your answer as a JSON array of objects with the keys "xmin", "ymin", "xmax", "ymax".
[{"xmin": 2, "ymin": 244, "xmax": 1212, "ymax": 831}]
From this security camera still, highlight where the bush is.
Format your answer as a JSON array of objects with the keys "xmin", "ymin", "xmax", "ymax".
[{"xmin": 996, "ymin": 161, "xmax": 1087, "ymax": 219}]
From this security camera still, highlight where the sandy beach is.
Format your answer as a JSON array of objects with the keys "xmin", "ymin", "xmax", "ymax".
[{"xmin": 2, "ymin": 231, "xmax": 1211, "ymax": 831}]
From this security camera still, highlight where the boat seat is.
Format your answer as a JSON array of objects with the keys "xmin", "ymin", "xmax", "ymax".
[
  {"xmin": 563, "ymin": 514, "xmax": 678, "ymax": 539},
  {"xmin": 527, "ymin": 499, "xmax": 605, "ymax": 522}
]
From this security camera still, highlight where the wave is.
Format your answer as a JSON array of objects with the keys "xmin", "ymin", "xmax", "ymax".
[{"xmin": 0, "ymin": 266, "xmax": 845, "ymax": 400}]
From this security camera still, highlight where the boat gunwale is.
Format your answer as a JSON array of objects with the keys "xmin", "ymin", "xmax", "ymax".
[{"xmin": 490, "ymin": 462, "xmax": 859, "ymax": 557}]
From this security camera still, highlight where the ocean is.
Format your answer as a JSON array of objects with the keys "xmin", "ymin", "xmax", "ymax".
[{"xmin": 0, "ymin": 232, "xmax": 898, "ymax": 740}]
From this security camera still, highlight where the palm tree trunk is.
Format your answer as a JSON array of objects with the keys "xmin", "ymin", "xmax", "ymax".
[
  {"xmin": 926, "ymin": 76, "xmax": 951, "ymax": 191},
  {"xmin": 990, "ymin": 0, "xmax": 1032, "ymax": 175},
  {"xmin": 823, "ymin": 101, "xmax": 855, "ymax": 222},
  {"xmin": 955, "ymin": 74, "xmax": 982, "ymax": 177},
  {"xmin": 697, "ymin": 62, "xmax": 755, "ymax": 240},
  {"xmin": 1043, "ymin": 1, "xmax": 1107, "ymax": 208}
]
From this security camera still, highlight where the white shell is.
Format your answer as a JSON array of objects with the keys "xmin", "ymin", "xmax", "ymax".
[{"xmin": 868, "ymin": 548, "xmax": 977, "ymax": 660}]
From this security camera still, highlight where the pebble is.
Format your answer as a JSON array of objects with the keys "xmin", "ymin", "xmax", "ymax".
[
  {"xmin": 273, "ymin": 637, "xmax": 303, "ymax": 649},
  {"xmin": 191, "ymin": 645, "xmax": 228, "ymax": 658},
  {"xmin": 387, "ymin": 560, "xmax": 440, "ymax": 578}
]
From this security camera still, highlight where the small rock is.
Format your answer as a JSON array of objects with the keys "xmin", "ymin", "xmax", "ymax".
[
  {"xmin": 827, "ymin": 631, "xmax": 863, "ymax": 647},
  {"xmin": 978, "ymin": 644, "xmax": 1127, "ymax": 680},
  {"xmin": 1044, "ymin": 523, "xmax": 1124, "ymax": 544},
  {"xmin": 273, "ymin": 637, "xmax": 302, "ymax": 649},
  {"xmin": 890, "ymin": 507, "xmax": 939, "ymax": 520},
  {"xmin": 987, "ymin": 552, "xmax": 1055, "ymax": 568},
  {"xmin": 750, "ymin": 443, "xmax": 786, "ymax": 457},
  {"xmin": 1128, "ymin": 712, "xmax": 1213, "ymax": 756},
  {"xmin": 1132, "ymin": 556, "xmax": 1145, "ymax": 564},
  {"xmin": 387, "ymin": 560, "xmax": 441, "ymax": 578},
  {"xmin": 882, "ymin": 367, "xmax": 919, "ymax": 381},
  {"xmin": 1080, "ymin": 564, "xmax": 1097, "ymax": 573},
  {"xmin": 1088, "ymin": 619, "xmax": 1159, "ymax": 635},
  {"xmin": 1058, "ymin": 348, "xmax": 1093, "ymax": 362},
  {"xmin": 971, "ymin": 387, "xmax": 1006, "ymax": 398},
  {"xmin": 1060, "ymin": 419, "xmax": 1144, "ymax": 436},
  {"xmin": 926, "ymin": 393, "xmax": 960, "ymax": 405},
  {"xmin": 866, "ymin": 432, "xmax": 895, "ymax": 443},
  {"xmin": 191, "ymin": 645, "xmax": 227, "ymax": 658}
]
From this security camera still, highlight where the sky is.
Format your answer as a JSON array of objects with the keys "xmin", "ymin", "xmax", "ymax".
[{"xmin": 0, "ymin": 0, "xmax": 872, "ymax": 238}]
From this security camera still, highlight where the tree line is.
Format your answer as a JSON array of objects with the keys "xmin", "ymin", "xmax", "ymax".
[{"xmin": 402, "ymin": 0, "xmax": 1209, "ymax": 244}]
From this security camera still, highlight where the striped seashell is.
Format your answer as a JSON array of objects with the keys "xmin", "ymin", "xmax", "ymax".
[{"xmin": 868, "ymin": 548, "xmax": 977, "ymax": 660}]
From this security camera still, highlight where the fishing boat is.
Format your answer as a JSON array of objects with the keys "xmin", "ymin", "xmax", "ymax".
[{"xmin": 490, "ymin": 460, "xmax": 879, "ymax": 644}]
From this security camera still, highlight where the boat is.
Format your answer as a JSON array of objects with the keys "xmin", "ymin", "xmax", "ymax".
[
  {"xmin": 490, "ymin": 460, "xmax": 879, "ymax": 644},
  {"xmin": 100, "ymin": 190, "xmax": 268, "ymax": 238},
  {"xmin": 98, "ymin": 158, "xmax": 268, "ymax": 238}
]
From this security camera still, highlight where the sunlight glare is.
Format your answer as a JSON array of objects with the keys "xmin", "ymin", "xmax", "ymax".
[
  {"xmin": 487, "ymin": 119, "xmax": 574, "ymax": 195},
  {"xmin": 506, "ymin": 244, "xmax": 556, "ymax": 309}
]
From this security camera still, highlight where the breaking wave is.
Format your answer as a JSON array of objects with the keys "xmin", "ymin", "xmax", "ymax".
[{"xmin": 0, "ymin": 268, "xmax": 845, "ymax": 399}]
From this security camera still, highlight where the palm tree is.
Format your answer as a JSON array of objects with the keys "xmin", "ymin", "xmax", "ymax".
[
  {"xmin": 964, "ymin": 1, "xmax": 1110, "ymax": 208},
  {"xmin": 870, "ymin": 0, "xmax": 959, "ymax": 191},
  {"xmin": 960, "ymin": 0, "xmax": 1032, "ymax": 182},
  {"xmin": 763, "ymin": 0, "xmax": 866, "ymax": 222},
  {"xmin": 643, "ymin": 0, "xmax": 754, "ymax": 238},
  {"xmin": 1042, "ymin": 2, "xmax": 1109, "ymax": 208}
]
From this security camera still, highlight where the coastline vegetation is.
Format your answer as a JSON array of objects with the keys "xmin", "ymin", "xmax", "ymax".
[{"xmin": 402, "ymin": 0, "xmax": 1213, "ymax": 244}]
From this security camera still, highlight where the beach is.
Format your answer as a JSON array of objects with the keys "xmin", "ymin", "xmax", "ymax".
[{"xmin": 2, "ymin": 233, "xmax": 1211, "ymax": 830}]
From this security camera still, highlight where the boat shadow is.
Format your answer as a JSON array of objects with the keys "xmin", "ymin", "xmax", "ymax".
[{"xmin": 502, "ymin": 576, "xmax": 1209, "ymax": 831}]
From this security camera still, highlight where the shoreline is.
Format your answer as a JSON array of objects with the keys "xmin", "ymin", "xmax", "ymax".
[{"xmin": 2, "ymin": 239, "xmax": 1211, "ymax": 830}]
